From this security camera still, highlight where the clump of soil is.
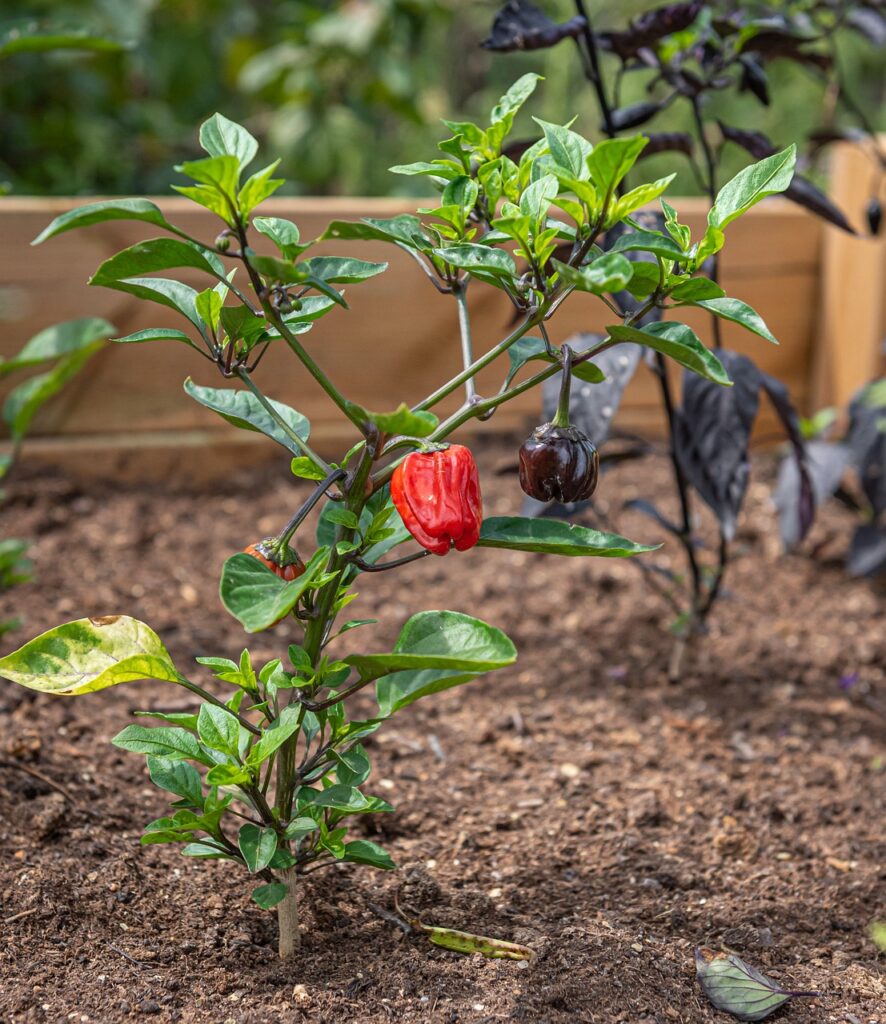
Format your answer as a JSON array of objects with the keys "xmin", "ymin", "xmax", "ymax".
[{"xmin": 0, "ymin": 438, "xmax": 883, "ymax": 1023}]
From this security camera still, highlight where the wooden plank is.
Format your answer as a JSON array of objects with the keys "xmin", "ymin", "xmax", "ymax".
[
  {"xmin": 811, "ymin": 139, "xmax": 886, "ymax": 409},
  {"xmin": 0, "ymin": 195, "xmax": 822, "ymax": 459}
]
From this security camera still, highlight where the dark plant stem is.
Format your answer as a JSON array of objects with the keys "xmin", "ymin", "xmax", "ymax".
[
  {"xmin": 573, "ymin": 0, "xmax": 616, "ymax": 138},
  {"xmin": 275, "ymin": 468, "xmax": 346, "ymax": 549},
  {"xmin": 352, "ymin": 549, "xmax": 432, "ymax": 573},
  {"xmin": 690, "ymin": 96, "xmax": 724, "ymax": 350},
  {"xmin": 653, "ymin": 353, "xmax": 702, "ymax": 609}
]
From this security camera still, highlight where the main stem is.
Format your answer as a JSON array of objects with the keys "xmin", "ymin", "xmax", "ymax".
[{"xmin": 273, "ymin": 445, "xmax": 376, "ymax": 958}]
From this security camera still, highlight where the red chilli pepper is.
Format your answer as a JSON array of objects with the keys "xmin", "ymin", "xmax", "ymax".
[{"xmin": 391, "ymin": 445, "xmax": 483, "ymax": 556}]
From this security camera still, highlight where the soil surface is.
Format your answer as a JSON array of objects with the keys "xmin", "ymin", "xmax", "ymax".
[{"xmin": 0, "ymin": 437, "xmax": 883, "ymax": 1024}]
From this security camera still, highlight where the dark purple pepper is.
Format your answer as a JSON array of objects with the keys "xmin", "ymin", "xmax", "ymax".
[
  {"xmin": 867, "ymin": 197, "xmax": 882, "ymax": 236},
  {"xmin": 519, "ymin": 423, "xmax": 599, "ymax": 503}
]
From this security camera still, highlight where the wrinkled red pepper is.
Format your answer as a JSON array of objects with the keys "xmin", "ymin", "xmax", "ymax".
[{"xmin": 391, "ymin": 445, "xmax": 483, "ymax": 555}]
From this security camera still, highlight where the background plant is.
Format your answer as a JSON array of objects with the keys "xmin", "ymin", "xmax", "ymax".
[
  {"xmin": 774, "ymin": 377, "xmax": 886, "ymax": 576},
  {"xmin": 0, "ymin": 321, "xmax": 112, "ymax": 640},
  {"xmin": 0, "ymin": 78, "xmax": 796, "ymax": 958},
  {"xmin": 1, "ymin": 0, "xmax": 881, "ymax": 197},
  {"xmin": 483, "ymin": 0, "xmax": 885, "ymax": 670}
]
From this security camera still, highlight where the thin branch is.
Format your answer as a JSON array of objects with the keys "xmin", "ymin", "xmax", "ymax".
[
  {"xmin": 235, "ymin": 366, "xmax": 334, "ymax": 475},
  {"xmin": 454, "ymin": 284, "xmax": 477, "ymax": 403}
]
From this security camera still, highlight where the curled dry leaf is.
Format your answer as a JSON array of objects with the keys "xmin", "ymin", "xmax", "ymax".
[
  {"xmin": 695, "ymin": 947, "xmax": 818, "ymax": 1022},
  {"xmin": 395, "ymin": 896, "xmax": 534, "ymax": 961}
]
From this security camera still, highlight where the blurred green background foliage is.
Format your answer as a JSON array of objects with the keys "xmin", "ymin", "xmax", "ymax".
[{"xmin": 1, "ymin": 0, "xmax": 883, "ymax": 197}]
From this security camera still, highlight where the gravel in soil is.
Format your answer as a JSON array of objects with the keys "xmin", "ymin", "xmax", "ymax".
[{"xmin": 0, "ymin": 437, "xmax": 883, "ymax": 1023}]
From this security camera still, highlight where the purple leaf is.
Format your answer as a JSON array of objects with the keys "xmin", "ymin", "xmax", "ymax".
[
  {"xmin": 482, "ymin": 0, "xmax": 586, "ymax": 53},
  {"xmin": 696, "ymin": 947, "xmax": 818, "ymax": 1022}
]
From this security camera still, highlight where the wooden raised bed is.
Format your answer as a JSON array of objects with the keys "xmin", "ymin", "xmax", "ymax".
[{"xmin": 0, "ymin": 143, "xmax": 883, "ymax": 478}]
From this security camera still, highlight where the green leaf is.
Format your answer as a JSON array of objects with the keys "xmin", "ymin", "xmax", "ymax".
[
  {"xmin": 519, "ymin": 174, "xmax": 558, "ymax": 225},
  {"xmin": 205, "ymin": 763, "xmax": 252, "ymax": 786},
  {"xmin": 490, "ymin": 73, "xmax": 543, "ymax": 126},
  {"xmin": 147, "ymin": 756, "xmax": 204, "ymax": 807},
  {"xmin": 251, "ymin": 883, "xmax": 288, "ymax": 909},
  {"xmin": 503, "ymin": 337, "xmax": 603, "ymax": 389},
  {"xmin": 181, "ymin": 841, "xmax": 235, "ymax": 860},
  {"xmin": 238, "ymin": 824, "xmax": 277, "ymax": 873},
  {"xmin": 691, "ymin": 297, "xmax": 778, "ymax": 344},
  {"xmin": 197, "ymin": 704, "xmax": 241, "ymax": 758},
  {"xmin": 533, "ymin": 119, "xmax": 591, "ymax": 177},
  {"xmin": 246, "ymin": 705, "xmax": 301, "ymax": 765},
  {"xmin": 434, "ymin": 244, "xmax": 516, "ymax": 278},
  {"xmin": 283, "ymin": 817, "xmax": 320, "ymax": 841},
  {"xmin": 113, "ymin": 725, "xmax": 213, "ymax": 766},
  {"xmin": 321, "ymin": 215, "xmax": 429, "ymax": 251},
  {"xmin": 177, "ymin": 155, "xmax": 240, "ymax": 198},
  {"xmin": 91, "ymin": 238, "xmax": 225, "ymax": 288},
  {"xmin": 199, "ymin": 113, "xmax": 258, "ymax": 169},
  {"xmin": 253, "ymin": 217, "xmax": 306, "ymax": 259},
  {"xmin": 668, "ymin": 278, "xmax": 724, "ymax": 302},
  {"xmin": 442, "ymin": 175, "xmax": 479, "ymax": 212},
  {"xmin": 195, "ymin": 288, "xmax": 222, "ymax": 332},
  {"xmin": 3, "ymin": 344, "xmax": 105, "ymax": 442},
  {"xmin": 388, "ymin": 160, "xmax": 461, "ymax": 181},
  {"xmin": 92, "ymin": 277, "xmax": 204, "ymax": 332},
  {"xmin": 0, "ymin": 318, "xmax": 114, "ymax": 376},
  {"xmin": 477, "ymin": 517, "xmax": 657, "ymax": 557},
  {"xmin": 299, "ymin": 256, "xmax": 387, "ymax": 285},
  {"xmin": 586, "ymin": 137, "xmax": 648, "ymax": 197},
  {"xmin": 0, "ymin": 616, "xmax": 182, "ymax": 695},
  {"xmin": 554, "ymin": 252, "xmax": 634, "ymax": 295},
  {"xmin": 290, "ymin": 456, "xmax": 327, "ymax": 481},
  {"xmin": 219, "ymin": 549, "xmax": 330, "ymax": 633},
  {"xmin": 606, "ymin": 322, "xmax": 732, "ymax": 385},
  {"xmin": 306, "ymin": 784, "xmax": 391, "ymax": 814},
  {"xmin": 347, "ymin": 610, "xmax": 516, "ymax": 683},
  {"xmin": 238, "ymin": 161, "xmax": 284, "ymax": 214},
  {"xmin": 32, "ymin": 199, "xmax": 175, "ymax": 246},
  {"xmin": 708, "ymin": 145, "xmax": 796, "ymax": 231},
  {"xmin": 608, "ymin": 229, "xmax": 685, "ymax": 261},
  {"xmin": 376, "ymin": 667, "xmax": 480, "ymax": 717},
  {"xmin": 346, "ymin": 402, "xmax": 438, "ymax": 438},
  {"xmin": 614, "ymin": 174, "xmax": 676, "ymax": 221},
  {"xmin": 112, "ymin": 328, "xmax": 198, "ymax": 348},
  {"xmin": 661, "ymin": 199, "xmax": 692, "ymax": 250},
  {"xmin": 342, "ymin": 839, "xmax": 395, "ymax": 870},
  {"xmin": 183, "ymin": 379, "xmax": 310, "ymax": 455}
]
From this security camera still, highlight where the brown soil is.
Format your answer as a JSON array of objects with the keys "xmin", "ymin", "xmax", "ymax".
[{"xmin": 0, "ymin": 437, "xmax": 883, "ymax": 1024}]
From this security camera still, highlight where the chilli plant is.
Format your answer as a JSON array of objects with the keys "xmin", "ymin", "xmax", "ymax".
[
  {"xmin": 0, "ymin": 78, "xmax": 796, "ymax": 958},
  {"xmin": 484, "ymin": 0, "xmax": 885, "ymax": 671}
]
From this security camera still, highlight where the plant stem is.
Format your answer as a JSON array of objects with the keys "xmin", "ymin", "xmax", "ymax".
[
  {"xmin": 689, "ymin": 96, "xmax": 724, "ymax": 350},
  {"xmin": 276, "ymin": 867, "xmax": 300, "ymax": 958},
  {"xmin": 233, "ymin": 221, "xmax": 367, "ymax": 435},
  {"xmin": 276, "ymin": 468, "xmax": 346, "ymax": 549},
  {"xmin": 413, "ymin": 310, "xmax": 542, "ymax": 412},
  {"xmin": 175, "ymin": 675, "xmax": 261, "ymax": 735},
  {"xmin": 235, "ymin": 367, "xmax": 334, "ymax": 474},
  {"xmin": 574, "ymin": 0, "xmax": 616, "ymax": 138},
  {"xmin": 652, "ymin": 353, "xmax": 702, "ymax": 610},
  {"xmin": 275, "ymin": 445, "xmax": 376, "ymax": 821},
  {"xmin": 552, "ymin": 346, "xmax": 573, "ymax": 428},
  {"xmin": 454, "ymin": 283, "xmax": 477, "ymax": 404}
]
